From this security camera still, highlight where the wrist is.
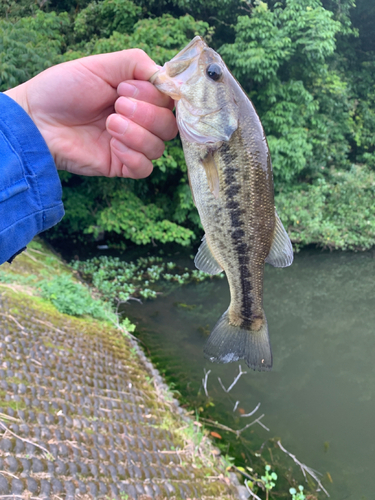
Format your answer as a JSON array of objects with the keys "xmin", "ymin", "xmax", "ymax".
[{"xmin": 4, "ymin": 83, "xmax": 31, "ymax": 117}]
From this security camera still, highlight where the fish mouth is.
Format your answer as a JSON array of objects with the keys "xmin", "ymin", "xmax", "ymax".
[{"xmin": 150, "ymin": 36, "xmax": 207, "ymax": 100}]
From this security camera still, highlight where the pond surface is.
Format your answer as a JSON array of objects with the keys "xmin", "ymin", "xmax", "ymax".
[{"xmin": 123, "ymin": 248, "xmax": 375, "ymax": 499}]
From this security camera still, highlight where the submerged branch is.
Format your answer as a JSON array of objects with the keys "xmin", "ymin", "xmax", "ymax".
[
  {"xmin": 245, "ymin": 480, "xmax": 262, "ymax": 500},
  {"xmin": 277, "ymin": 441, "xmax": 330, "ymax": 497},
  {"xmin": 202, "ymin": 369, "xmax": 211, "ymax": 397},
  {"xmin": 218, "ymin": 364, "xmax": 247, "ymax": 393},
  {"xmin": 237, "ymin": 414, "xmax": 269, "ymax": 433},
  {"xmin": 232, "ymin": 465, "xmax": 257, "ymax": 482},
  {"xmin": 240, "ymin": 402, "xmax": 261, "ymax": 417},
  {"xmin": 200, "ymin": 413, "xmax": 268, "ymax": 437}
]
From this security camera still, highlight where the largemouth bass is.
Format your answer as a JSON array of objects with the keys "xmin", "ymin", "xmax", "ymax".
[{"xmin": 151, "ymin": 37, "xmax": 293, "ymax": 370}]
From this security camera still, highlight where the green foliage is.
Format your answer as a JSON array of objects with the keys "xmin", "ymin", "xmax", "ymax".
[
  {"xmin": 121, "ymin": 316, "xmax": 136, "ymax": 333},
  {"xmin": 220, "ymin": 0, "xmax": 353, "ymax": 184},
  {"xmin": 340, "ymin": 0, "xmax": 375, "ymax": 168},
  {"xmin": 71, "ymin": 254, "xmax": 217, "ymax": 303},
  {"xmin": 68, "ymin": 12, "xmax": 209, "ymax": 64},
  {"xmin": 38, "ymin": 274, "xmax": 114, "ymax": 320},
  {"xmin": 0, "ymin": 11, "xmax": 69, "ymax": 90},
  {"xmin": 0, "ymin": 271, "xmax": 15, "ymax": 283},
  {"xmin": 0, "ymin": 260, "xmax": 137, "ymax": 334},
  {"xmin": 261, "ymin": 464, "xmax": 278, "ymax": 491},
  {"xmin": 0, "ymin": 0, "xmax": 38, "ymax": 19},
  {"xmin": 86, "ymin": 188, "xmax": 194, "ymax": 246},
  {"xmin": 245, "ymin": 465, "xmax": 308, "ymax": 499},
  {"xmin": 73, "ymin": 0, "xmax": 141, "ymax": 41},
  {"xmin": 352, "ymin": 63, "xmax": 375, "ymax": 167},
  {"xmin": 289, "ymin": 485, "xmax": 306, "ymax": 500},
  {"xmin": 1, "ymin": 0, "xmax": 375, "ymax": 252},
  {"xmin": 245, "ymin": 464, "xmax": 278, "ymax": 498},
  {"xmin": 276, "ymin": 165, "xmax": 375, "ymax": 251},
  {"xmin": 48, "ymin": 173, "xmax": 196, "ymax": 247}
]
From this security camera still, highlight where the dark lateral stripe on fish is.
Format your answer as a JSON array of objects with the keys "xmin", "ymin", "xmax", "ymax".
[{"xmin": 219, "ymin": 143, "xmax": 256, "ymax": 326}]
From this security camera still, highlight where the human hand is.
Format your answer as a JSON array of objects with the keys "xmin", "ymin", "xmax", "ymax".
[{"xmin": 5, "ymin": 50, "xmax": 177, "ymax": 178}]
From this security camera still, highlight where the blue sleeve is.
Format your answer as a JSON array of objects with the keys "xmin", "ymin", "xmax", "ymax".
[{"xmin": 0, "ymin": 93, "xmax": 65, "ymax": 265}]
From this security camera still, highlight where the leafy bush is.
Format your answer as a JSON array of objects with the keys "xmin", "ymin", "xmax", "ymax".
[
  {"xmin": 276, "ymin": 165, "xmax": 375, "ymax": 250},
  {"xmin": 0, "ymin": 11, "xmax": 69, "ymax": 90},
  {"xmin": 48, "ymin": 171, "xmax": 197, "ymax": 248},
  {"xmin": 85, "ymin": 188, "xmax": 195, "ymax": 247},
  {"xmin": 220, "ymin": 0, "xmax": 353, "ymax": 185},
  {"xmin": 73, "ymin": 0, "xmax": 141, "ymax": 41}
]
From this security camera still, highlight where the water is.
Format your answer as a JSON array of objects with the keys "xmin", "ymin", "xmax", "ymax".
[{"xmin": 123, "ymin": 248, "xmax": 375, "ymax": 499}]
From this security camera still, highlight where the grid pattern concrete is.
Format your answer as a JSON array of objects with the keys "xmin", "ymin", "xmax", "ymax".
[{"xmin": 0, "ymin": 292, "xmax": 239, "ymax": 500}]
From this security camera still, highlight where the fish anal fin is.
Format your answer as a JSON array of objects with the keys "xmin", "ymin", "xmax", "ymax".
[
  {"xmin": 204, "ymin": 309, "xmax": 272, "ymax": 371},
  {"xmin": 194, "ymin": 234, "xmax": 223, "ymax": 275},
  {"xmin": 201, "ymin": 151, "xmax": 220, "ymax": 199},
  {"xmin": 265, "ymin": 211, "xmax": 294, "ymax": 268}
]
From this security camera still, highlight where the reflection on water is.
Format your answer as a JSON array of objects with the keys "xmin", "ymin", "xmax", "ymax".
[{"xmin": 123, "ymin": 249, "xmax": 375, "ymax": 499}]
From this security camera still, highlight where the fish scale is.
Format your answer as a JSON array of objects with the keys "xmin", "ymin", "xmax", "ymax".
[{"xmin": 152, "ymin": 36, "xmax": 293, "ymax": 370}]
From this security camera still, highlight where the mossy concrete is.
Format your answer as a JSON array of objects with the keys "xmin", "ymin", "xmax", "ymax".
[{"xmin": 0, "ymin": 241, "xmax": 246, "ymax": 499}]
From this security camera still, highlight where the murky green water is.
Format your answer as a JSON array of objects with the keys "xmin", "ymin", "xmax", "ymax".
[{"xmin": 123, "ymin": 249, "xmax": 375, "ymax": 499}]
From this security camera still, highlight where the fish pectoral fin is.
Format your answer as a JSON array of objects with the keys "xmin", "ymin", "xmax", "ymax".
[
  {"xmin": 194, "ymin": 234, "xmax": 223, "ymax": 275},
  {"xmin": 201, "ymin": 151, "xmax": 220, "ymax": 199},
  {"xmin": 265, "ymin": 211, "xmax": 294, "ymax": 268}
]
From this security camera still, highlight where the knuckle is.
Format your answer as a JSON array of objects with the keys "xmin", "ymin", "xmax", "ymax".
[
  {"xmin": 143, "ymin": 103, "xmax": 157, "ymax": 128},
  {"xmin": 150, "ymin": 141, "xmax": 165, "ymax": 160},
  {"xmin": 126, "ymin": 48, "xmax": 148, "ymax": 60}
]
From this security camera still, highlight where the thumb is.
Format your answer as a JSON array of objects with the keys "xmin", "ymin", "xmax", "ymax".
[{"xmin": 79, "ymin": 49, "xmax": 160, "ymax": 89}]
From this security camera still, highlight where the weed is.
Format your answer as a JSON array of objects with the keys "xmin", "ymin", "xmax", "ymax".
[
  {"xmin": 245, "ymin": 464, "xmax": 277, "ymax": 500},
  {"xmin": 38, "ymin": 274, "xmax": 113, "ymax": 320},
  {"xmin": 71, "ymin": 255, "xmax": 221, "ymax": 305},
  {"xmin": 289, "ymin": 486, "xmax": 306, "ymax": 500},
  {"xmin": 121, "ymin": 317, "xmax": 136, "ymax": 333},
  {"xmin": 262, "ymin": 464, "xmax": 278, "ymax": 493}
]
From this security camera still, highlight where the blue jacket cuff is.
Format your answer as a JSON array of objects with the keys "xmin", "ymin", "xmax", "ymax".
[{"xmin": 0, "ymin": 92, "xmax": 64, "ymax": 265}]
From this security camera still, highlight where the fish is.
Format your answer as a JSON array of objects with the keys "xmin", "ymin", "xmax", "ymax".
[{"xmin": 151, "ymin": 36, "xmax": 293, "ymax": 370}]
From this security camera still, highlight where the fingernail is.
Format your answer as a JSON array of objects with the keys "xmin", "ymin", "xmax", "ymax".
[
  {"xmin": 118, "ymin": 82, "xmax": 138, "ymax": 97},
  {"xmin": 108, "ymin": 115, "xmax": 129, "ymax": 135},
  {"xmin": 112, "ymin": 139, "xmax": 129, "ymax": 153},
  {"xmin": 120, "ymin": 97, "xmax": 137, "ymax": 118}
]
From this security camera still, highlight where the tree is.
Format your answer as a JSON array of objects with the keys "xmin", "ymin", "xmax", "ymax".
[
  {"xmin": 220, "ymin": 0, "xmax": 353, "ymax": 185},
  {"xmin": 1, "ymin": 0, "xmax": 374, "ymax": 251}
]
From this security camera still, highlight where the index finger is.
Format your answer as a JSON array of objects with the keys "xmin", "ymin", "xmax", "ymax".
[{"xmin": 118, "ymin": 80, "xmax": 175, "ymax": 111}]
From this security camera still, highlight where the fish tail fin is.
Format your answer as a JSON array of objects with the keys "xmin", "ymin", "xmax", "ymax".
[{"xmin": 204, "ymin": 309, "xmax": 272, "ymax": 371}]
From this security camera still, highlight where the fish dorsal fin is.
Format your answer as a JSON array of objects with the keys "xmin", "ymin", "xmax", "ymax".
[
  {"xmin": 201, "ymin": 151, "xmax": 220, "ymax": 199},
  {"xmin": 195, "ymin": 234, "xmax": 223, "ymax": 275},
  {"xmin": 265, "ymin": 212, "xmax": 294, "ymax": 268}
]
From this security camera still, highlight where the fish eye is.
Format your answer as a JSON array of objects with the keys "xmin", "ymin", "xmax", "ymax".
[{"xmin": 206, "ymin": 63, "xmax": 222, "ymax": 81}]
